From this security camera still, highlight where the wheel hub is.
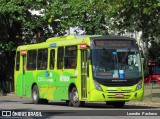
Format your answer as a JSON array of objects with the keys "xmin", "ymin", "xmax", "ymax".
[
  {"xmin": 33, "ymin": 91, "xmax": 37, "ymax": 100},
  {"xmin": 73, "ymin": 91, "xmax": 78, "ymax": 103}
]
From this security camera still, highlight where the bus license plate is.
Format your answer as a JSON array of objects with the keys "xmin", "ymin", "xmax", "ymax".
[{"xmin": 115, "ymin": 94, "xmax": 124, "ymax": 98}]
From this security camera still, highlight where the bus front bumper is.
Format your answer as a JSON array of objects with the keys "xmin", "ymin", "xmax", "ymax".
[{"xmin": 89, "ymin": 88, "xmax": 144, "ymax": 102}]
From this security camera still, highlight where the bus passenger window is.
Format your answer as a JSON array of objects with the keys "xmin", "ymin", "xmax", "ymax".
[
  {"xmin": 27, "ymin": 50, "xmax": 37, "ymax": 70},
  {"xmin": 50, "ymin": 49, "xmax": 55, "ymax": 70},
  {"xmin": 37, "ymin": 49, "xmax": 48, "ymax": 70},
  {"xmin": 70, "ymin": 58, "xmax": 77, "ymax": 68},
  {"xmin": 65, "ymin": 46, "xmax": 77, "ymax": 69},
  {"xmin": 39, "ymin": 62, "xmax": 47, "ymax": 69},
  {"xmin": 57, "ymin": 47, "xmax": 64, "ymax": 69},
  {"xmin": 16, "ymin": 51, "xmax": 20, "ymax": 71}
]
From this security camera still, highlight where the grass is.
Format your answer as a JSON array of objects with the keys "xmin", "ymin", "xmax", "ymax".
[{"xmin": 143, "ymin": 83, "xmax": 160, "ymax": 102}]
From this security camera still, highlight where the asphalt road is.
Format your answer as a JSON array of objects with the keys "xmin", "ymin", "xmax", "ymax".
[{"xmin": 0, "ymin": 95, "xmax": 160, "ymax": 119}]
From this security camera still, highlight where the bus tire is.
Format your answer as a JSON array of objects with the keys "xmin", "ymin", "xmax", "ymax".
[
  {"xmin": 32, "ymin": 85, "xmax": 41, "ymax": 104},
  {"xmin": 106, "ymin": 101, "xmax": 125, "ymax": 108},
  {"xmin": 70, "ymin": 87, "xmax": 84, "ymax": 107}
]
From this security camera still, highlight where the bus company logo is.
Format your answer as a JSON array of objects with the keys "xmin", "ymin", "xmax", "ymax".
[
  {"xmin": 45, "ymin": 71, "xmax": 49, "ymax": 77},
  {"xmin": 2, "ymin": 111, "xmax": 11, "ymax": 116}
]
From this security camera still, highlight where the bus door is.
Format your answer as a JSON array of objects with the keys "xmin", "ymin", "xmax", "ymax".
[
  {"xmin": 21, "ymin": 51, "xmax": 27, "ymax": 96},
  {"xmin": 48, "ymin": 49, "xmax": 56, "ymax": 99},
  {"xmin": 81, "ymin": 49, "xmax": 88, "ymax": 99}
]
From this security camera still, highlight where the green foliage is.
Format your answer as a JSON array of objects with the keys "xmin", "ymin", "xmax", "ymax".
[
  {"xmin": 0, "ymin": 0, "xmax": 53, "ymax": 86},
  {"xmin": 107, "ymin": 0, "xmax": 160, "ymax": 41},
  {"xmin": 1, "ymin": 0, "xmax": 159, "ymax": 54},
  {"xmin": 148, "ymin": 41, "xmax": 160, "ymax": 64},
  {"xmin": 106, "ymin": 0, "xmax": 160, "ymax": 67},
  {"xmin": 0, "ymin": 0, "xmax": 49, "ymax": 49},
  {"xmin": 47, "ymin": 0, "xmax": 109, "ymax": 35}
]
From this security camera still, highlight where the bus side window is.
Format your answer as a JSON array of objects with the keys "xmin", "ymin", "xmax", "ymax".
[
  {"xmin": 16, "ymin": 51, "xmax": 20, "ymax": 71},
  {"xmin": 57, "ymin": 47, "xmax": 64, "ymax": 69},
  {"xmin": 27, "ymin": 50, "xmax": 37, "ymax": 70},
  {"xmin": 37, "ymin": 49, "xmax": 48, "ymax": 70},
  {"xmin": 64, "ymin": 46, "xmax": 77, "ymax": 69},
  {"xmin": 50, "ymin": 49, "xmax": 55, "ymax": 70}
]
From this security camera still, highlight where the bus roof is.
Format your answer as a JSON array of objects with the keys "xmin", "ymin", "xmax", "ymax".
[
  {"xmin": 46, "ymin": 34, "xmax": 100, "ymax": 42},
  {"xmin": 16, "ymin": 35, "xmax": 135, "ymax": 51},
  {"xmin": 17, "ymin": 35, "xmax": 98, "ymax": 51}
]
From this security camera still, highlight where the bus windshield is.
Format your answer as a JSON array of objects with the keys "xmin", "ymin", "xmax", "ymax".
[{"xmin": 92, "ymin": 48, "xmax": 142, "ymax": 79}]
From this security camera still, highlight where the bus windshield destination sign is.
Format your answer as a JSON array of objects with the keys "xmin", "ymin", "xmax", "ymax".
[{"xmin": 94, "ymin": 40, "xmax": 132, "ymax": 48}]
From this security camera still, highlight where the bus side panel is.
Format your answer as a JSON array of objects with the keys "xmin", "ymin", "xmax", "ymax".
[
  {"xmin": 25, "ymin": 71, "xmax": 51, "ymax": 99},
  {"xmin": 46, "ymin": 71, "xmax": 58, "ymax": 100},
  {"xmin": 54, "ymin": 70, "xmax": 77, "ymax": 100},
  {"xmin": 36, "ymin": 71, "xmax": 49, "ymax": 99},
  {"xmin": 25, "ymin": 71, "xmax": 36, "ymax": 98},
  {"xmin": 15, "ymin": 73, "xmax": 23, "ymax": 96},
  {"xmin": 14, "ymin": 53, "xmax": 23, "ymax": 97},
  {"xmin": 52, "ymin": 69, "xmax": 62, "ymax": 100}
]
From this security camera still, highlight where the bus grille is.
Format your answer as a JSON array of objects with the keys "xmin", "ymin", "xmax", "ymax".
[
  {"xmin": 105, "ymin": 89, "xmax": 132, "ymax": 99},
  {"xmin": 107, "ymin": 94, "xmax": 131, "ymax": 99}
]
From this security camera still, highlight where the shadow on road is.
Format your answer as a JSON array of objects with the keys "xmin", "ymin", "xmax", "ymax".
[
  {"xmin": 1, "ymin": 95, "xmax": 159, "ymax": 109},
  {"xmin": 0, "ymin": 100, "xmax": 21, "ymax": 104}
]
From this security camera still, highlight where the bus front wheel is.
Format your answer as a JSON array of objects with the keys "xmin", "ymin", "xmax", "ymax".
[
  {"xmin": 32, "ymin": 85, "xmax": 41, "ymax": 104},
  {"xmin": 69, "ymin": 87, "xmax": 84, "ymax": 107}
]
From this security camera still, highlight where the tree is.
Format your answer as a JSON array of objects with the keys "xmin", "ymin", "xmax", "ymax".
[
  {"xmin": 106, "ymin": 0, "xmax": 160, "ymax": 45},
  {"xmin": 105, "ymin": 0, "xmax": 160, "ymax": 70},
  {"xmin": 0, "ymin": 0, "xmax": 53, "ymax": 92},
  {"xmin": 47, "ymin": 0, "xmax": 110, "ymax": 35},
  {"xmin": 148, "ymin": 41, "xmax": 160, "ymax": 64}
]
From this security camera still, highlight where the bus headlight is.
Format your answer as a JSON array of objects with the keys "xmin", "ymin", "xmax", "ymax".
[
  {"xmin": 94, "ymin": 80, "xmax": 103, "ymax": 91},
  {"xmin": 136, "ymin": 80, "xmax": 142, "ymax": 90}
]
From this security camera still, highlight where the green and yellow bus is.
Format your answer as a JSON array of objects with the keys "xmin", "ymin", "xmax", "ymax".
[{"xmin": 14, "ymin": 35, "xmax": 144, "ymax": 107}]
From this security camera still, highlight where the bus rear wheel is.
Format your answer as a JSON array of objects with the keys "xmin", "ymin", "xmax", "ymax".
[
  {"xmin": 69, "ymin": 87, "xmax": 84, "ymax": 107},
  {"xmin": 106, "ymin": 101, "xmax": 125, "ymax": 108},
  {"xmin": 32, "ymin": 85, "xmax": 41, "ymax": 104}
]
